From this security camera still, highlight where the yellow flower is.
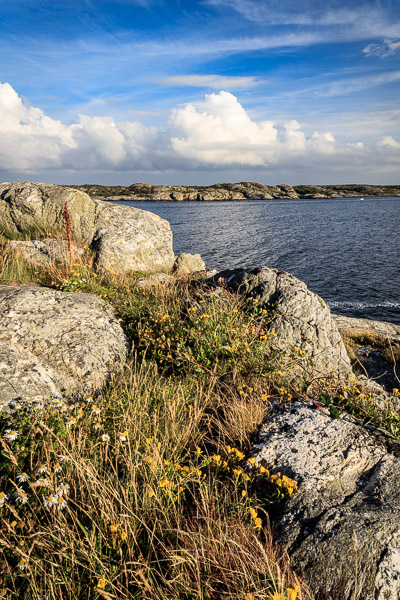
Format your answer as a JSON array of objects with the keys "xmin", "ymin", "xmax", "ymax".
[
  {"xmin": 249, "ymin": 507, "xmax": 258, "ymax": 519},
  {"xmin": 97, "ymin": 578, "xmax": 106, "ymax": 589},
  {"xmin": 120, "ymin": 531, "xmax": 127, "ymax": 541},
  {"xmin": 110, "ymin": 524, "xmax": 118, "ymax": 533},
  {"xmin": 271, "ymin": 594, "xmax": 285, "ymax": 600},
  {"xmin": 147, "ymin": 489, "xmax": 155, "ymax": 498},
  {"xmin": 241, "ymin": 490, "xmax": 247, "ymax": 498},
  {"xmin": 247, "ymin": 457, "xmax": 256, "ymax": 466},
  {"xmin": 287, "ymin": 584, "xmax": 299, "ymax": 600},
  {"xmin": 253, "ymin": 517, "xmax": 262, "ymax": 529},
  {"xmin": 277, "ymin": 371, "xmax": 284, "ymax": 376},
  {"xmin": 245, "ymin": 594, "xmax": 255, "ymax": 600}
]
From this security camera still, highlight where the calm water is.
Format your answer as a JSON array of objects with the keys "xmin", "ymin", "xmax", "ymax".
[{"xmin": 113, "ymin": 197, "xmax": 400, "ymax": 324}]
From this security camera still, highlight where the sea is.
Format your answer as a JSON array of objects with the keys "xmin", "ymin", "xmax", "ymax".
[{"xmin": 112, "ymin": 196, "xmax": 400, "ymax": 325}]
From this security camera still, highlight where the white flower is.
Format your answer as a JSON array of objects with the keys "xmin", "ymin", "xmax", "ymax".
[
  {"xmin": 18, "ymin": 558, "xmax": 27, "ymax": 570},
  {"xmin": 44, "ymin": 494, "xmax": 57, "ymax": 508},
  {"xmin": 14, "ymin": 403, "xmax": 22, "ymax": 410},
  {"xmin": 15, "ymin": 489, "xmax": 29, "ymax": 504},
  {"xmin": 57, "ymin": 483, "xmax": 70, "ymax": 496},
  {"xmin": 54, "ymin": 463, "xmax": 62, "ymax": 473},
  {"xmin": 38, "ymin": 464, "xmax": 47, "ymax": 474},
  {"xmin": 4, "ymin": 429, "xmax": 19, "ymax": 442},
  {"xmin": 66, "ymin": 417, "xmax": 77, "ymax": 427},
  {"xmin": 101, "ymin": 434, "xmax": 110, "ymax": 442},
  {"xmin": 92, "ymin": 405, "xmax": 101, "ymax": 415},
  {"xmin": 0, "ymin": 491, "xmax": 9, "ymax": 505},
  {"xmin": 93, "ymin": 422, "xmax": 102, "ymax": 430},
  {"xmin": 56, "ymin": 496, "xmax": 67, "ymax": 510},
  {"xmin": 58, "ymin": 455, "xmax": 69, "ymax": 463},
  {"xmin": 36, "ymin": 478, "xmax": 49, "ymax": 487},
  {"xmin": 16, "ymin": 472, "xmax": 30, "ymax": 483},
  {"xmin": 119, "ymin": 431, "xmax": 128, "ymax": 441}
]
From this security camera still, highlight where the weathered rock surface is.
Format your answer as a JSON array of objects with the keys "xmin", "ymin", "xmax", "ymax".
[
  {"xmin": 0, "ymin": 182, "xmax": 175, "ymax": 274},
  {"xmin": 334, "ymin": 315, "xmax": 400, "ymax": 342},
  {"xmin": 172, "ymin": 252, "xmax": 206, "ymax": 276},
  {"xmin": 0, "ymin": 285, "xmax": 129, "ymax": 406},
  {"xmin": 205, "ymin": 266, "xmax": 351, "ymax": 377},
  {"xmin": 252, "ymin": 399, "xmax": 400, "ymax": 600},
  {"xmin": 8, "ymin": 239, "xmax": 84, "ymax": 266}
]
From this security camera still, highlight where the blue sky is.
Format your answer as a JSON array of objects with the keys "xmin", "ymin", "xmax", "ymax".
[{"xmin": 0, "ymin": 0, "xmax": 399, "ymax": 184}]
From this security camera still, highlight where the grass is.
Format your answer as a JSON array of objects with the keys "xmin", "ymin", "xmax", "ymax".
[
  {"xmin": 341, "ymin": 327, "xmax": 400, "ymax": 366},
  {"xmin": 0, "ymin": 244, "xmax": 399, "ymax": 599}
]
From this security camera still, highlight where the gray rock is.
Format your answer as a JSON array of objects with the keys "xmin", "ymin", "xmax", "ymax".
[
  {"xmin": 0, "ymin": 181, "xmax": 175, "ymax": 274},
  {"xmin": 334, "ymin": 315, "xmax": 400, "ymax": 342},
  {"xmin": 8, "ymin": 239, "xmax": 84, "ymax": 267},
  {"xmin": 172, "ymin": 252, "xmax": 206, "ymax": 276},
  {"xmin": 252, "ymin": 399, "xmax": 400, "ymax": 600},
  {"xmin": 206, "ymin": 266, "xmax": 351, "ymax": 378},
  {"xmin": 0, "ymin": 285, "xmax": 129, "ymax": 406}
]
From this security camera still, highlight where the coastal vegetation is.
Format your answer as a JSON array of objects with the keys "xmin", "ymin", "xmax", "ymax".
[{"xmin": 1, "ymin": 238, "xmax": 399, "ymax": 599}]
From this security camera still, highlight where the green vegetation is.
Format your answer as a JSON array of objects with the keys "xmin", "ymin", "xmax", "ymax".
[{"xmin": 0, "ymin": 246, "xmax": 399, "ymax": 599}]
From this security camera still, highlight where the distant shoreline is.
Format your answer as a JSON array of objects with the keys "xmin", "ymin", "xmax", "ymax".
[{"xmin": 69, "ymin": 182, "xmax": 400, "ymax": 202}]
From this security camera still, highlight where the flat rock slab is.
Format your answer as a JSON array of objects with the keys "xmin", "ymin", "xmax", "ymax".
[
  {"xmin": 334, "ymin": 315, "xmax": 400, "ymax": 342},
  {"xmin": 206, "ymin": 266, "xmax": 351, "ymax": 378},
  {"xmin": 0, "ymin": 182, "xmax": 175, "ymax": 274},
  {"xmin": 0, "ymin": 285, "xmax": 129, "ymax": 406},
  {"xmin": 252, "ymin": 399, "xmax": 400, "ymax": 600}
]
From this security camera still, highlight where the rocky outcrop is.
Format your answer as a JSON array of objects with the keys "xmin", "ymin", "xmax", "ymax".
[
  {"xmin": 334, "ymin": 315, "xmax": 400, "ymax": 342},
  {"xmin": 8, "ymin": 239, "xmax": 84, "ymax": 266},
  {"xmin": 204, "ymin": 266, "xmax": 351, "ymax": 378},
  {"xmin": 0, "ymin": 285, "xmax": 129, "ymax": 406},
  {"xmin": 71, "ymin": 182, "xmax": 400, "ymax": 202},
  {"xmin": 172, "ymin": 253, "xmax": 206, "ymax": 276},
  {"xmin": 0, "ymin": 182, "xmax": 175, "ymax": 274},
  {"xmin": 252, "ymin": 399, "xmax": 400, "ymax": 600}
]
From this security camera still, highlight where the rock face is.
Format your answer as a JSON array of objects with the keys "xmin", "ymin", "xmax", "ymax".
[
  {"xmin": 205, "ymin": 266, "xmax": 351, "ymax": 377},
  {"xmin": 0, "ymin": 182, "xmax": 175, "ymax": 274},
  {"xmin": 252, "ymin": 399, "xmax": 400, "ymax": 600},
  {"xmin": 172, "ymin": 252, "xmax": 206, "ymax": 276},
  {"xmin": 334, "ymin": 315, "xmax": 400, "ymax": 342},
  {"xmin": 0, "ymin": 285, "xmax": 129, "ymax": 406},
  {"xmin": 8, "ymin": 239, "xmax": 84, "ymax": 266}
]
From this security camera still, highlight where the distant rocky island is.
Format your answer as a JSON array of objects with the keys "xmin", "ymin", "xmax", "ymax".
[{"xmin": 70, "ymin": 182, "xmax": 400, "ymax": 202}]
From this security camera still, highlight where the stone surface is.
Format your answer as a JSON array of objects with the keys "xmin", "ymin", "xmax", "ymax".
[
  {"xmin": 334, "ymin": 315, "xmax": 400, "ymax": 342},
  {"xmin": 8, "ymin": 239, "xmax": 84, "ymax": 266},
  {"xmin": 252, "ymin": 399, "xmax": 400, "ymax": 600},
  {"xmin": 172, "ymin": 252, "xmax": 206, "ymax": 276},
  {"xmin": 0, "ymin": 285, "xmax": 129, "ymax": 405},
  {"xmin": 205, "ymin": 266, "xmax": 351, "ymax": 378},
  {"xmin": 0, "ymin": 181, "xmax": 175, "ymax": 274}
]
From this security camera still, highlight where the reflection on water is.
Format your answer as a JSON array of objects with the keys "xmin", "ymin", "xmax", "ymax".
[{"xmin": 112, "ymin": 196, "xmax": 400, "ymax": 324}]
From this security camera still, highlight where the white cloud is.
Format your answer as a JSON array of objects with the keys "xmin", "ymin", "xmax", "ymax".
[
  {"xmin": 0, "ymin": 82, "xmax": 399, "ymax": 179},
  {"xmin": 161, "ymin": 74, "xmax": 260, "ymax": 89},
  {"xmin": 363, "ymin": 39, "xmax": 400, "ymax": 58}
]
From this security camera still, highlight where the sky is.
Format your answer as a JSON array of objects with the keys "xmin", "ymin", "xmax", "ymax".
[{"xmin": 0, "ymin": 0, "xmax": 399, "ymax": 185}]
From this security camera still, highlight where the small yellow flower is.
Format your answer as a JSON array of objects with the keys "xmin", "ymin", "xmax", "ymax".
[
  {"xmin": 110, "ymin": 524, "xmax": 118, "ymax": 533},
  {"xmin": 247, "ymin": 457, "xmax": 256, "ymax": 466},
  {"xmin": 241, "ymin": 490, "xmax": 247, "ymax": 498},
  {"xmin": 97, "ymin": 578, "xmax": 106, "ymax": 589},
  {"xmin": 120, "ymin": 531, "xmax": 127, "ymax": 541},
  {"xmin": 249, "ymin": 507, "xmax": 258, "ymax": 519},
  {"xmin": 147, "ymin": 489, "xmax": 155, "ymax": 498},
  {"xmin": 245, "ymin": 594, "xmax": 255, "ymax": 600},
  {"xmin": 287, "ymin": 584, "xmax": 299, "ymax": 600},
  {"xmin": 253, "ymin": 517, "xmax": 262, "ymax": 529}
]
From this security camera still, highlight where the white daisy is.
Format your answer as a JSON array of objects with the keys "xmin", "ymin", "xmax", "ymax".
[
  {"xmin": 36, "ymin": 478, "xmax": 49, "ymax": 487},
  {"xmin": 54, "ymin": 463, "xmax": 62, "ymax": 473},
  {"xmin": 38, "ymin": 463, "xmax": 48, "ymax": 474},
  {"xmin": 0, "ymin": 491, "xmax": 9, "ymax": 505},
  {"xmin": 119, "ymin": 431, "xmax": 128, "ymax": 442},
  {"xmin": 16, "ymin": 472, "xmax": 30, "ymax": 483},
  {"xmin": 57, "ymin": 483, "xmax": 70, "ymax": 496},
  {"xmin": 4, "ymin": 429, "xmax": 19, "ymax": 442},
  {"xmin": 56, "ymin": 496, "xmax": 67, "ymax": 510},
  {"xmin": 101, "ymin": 434, "xmax": 110, "ymax": 442},
  {"xmin": 58, "ymin": 455, "xmax": 69, "ymax": 463},
  {"xmin": 92, "ymin": 405, "xmax": 101, "ymax": 415},
  {"xmin": 18, "ymin": 558, "xmax": 27, "ymax": 570},
  {"xmin": 44, "ymin": 494, "xmax": 57, "ymax": 508},
  {"xmin": 15, "ymin": 489, "xmax": 29, "ymax": 504}
]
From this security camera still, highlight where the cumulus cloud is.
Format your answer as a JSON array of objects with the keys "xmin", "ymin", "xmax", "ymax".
[{"xmin": 0, "ymin": 82, "xmax": 399, "ymax": 177}]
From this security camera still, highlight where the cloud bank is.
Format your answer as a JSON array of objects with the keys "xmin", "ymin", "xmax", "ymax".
[{"xmin": 0, "ymin": 82, "xmax": 399, "ymax": 179}]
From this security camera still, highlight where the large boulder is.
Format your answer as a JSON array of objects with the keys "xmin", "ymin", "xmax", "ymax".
[
  {"xmin": 0, "ymin": 285, "xmax": 129, "ymax": 406},
  {"xmin": 252, "ymin": 399, "xmax": 400, "ymax": 600},
  {"xmin": 172, "ymin": 252, "xmax": 206, "ymax": 276},
  {"xmin": 0, "ymin": 181, "xmax": 175, "ymax": 274},
  {"xmin": 206, "ymin": 266, "xmax": 351, "ymax": 378}
]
